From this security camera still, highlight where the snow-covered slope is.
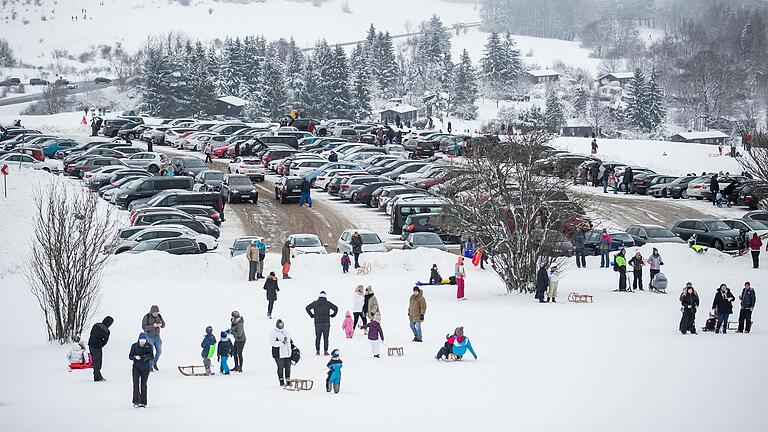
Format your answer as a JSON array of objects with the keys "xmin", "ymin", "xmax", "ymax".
[{"xmin": 1, "ymin": 168, "xmax": 766, "ymax": 431}]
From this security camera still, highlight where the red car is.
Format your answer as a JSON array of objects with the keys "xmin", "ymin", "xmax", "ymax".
[
  {"xmin": 13, "ymin": 147, "xmax": 45, "ymax": 161},
  {"xmin": 212, "ymin": 145, "xmax": 231, "ymax": 158}
]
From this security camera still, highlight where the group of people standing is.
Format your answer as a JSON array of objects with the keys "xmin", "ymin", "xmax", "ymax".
[{"xmin": 679, "ymin": 281, "xmax": 756, "ymax": 335}]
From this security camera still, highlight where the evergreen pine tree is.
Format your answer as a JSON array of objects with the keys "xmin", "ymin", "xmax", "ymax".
[
  {"xmin": 326, "ymin": 45, "xmax": 352, "ymax": 118},
  {"xmin": 283, "ymin": 38, "xmax": 305, "ymax": 111},
  {"xmin": 480, "ymin": 32, "xmax": 507, "ymax": 102},
  {"xmin": 141, "ymin": 45, "xmax": 170, "ymax": 117},
  {"xmin": 646, "ymin": 69, "xmax": 666, "ymax": 132},
  {"xmin": 626, "ymin": 67, "xmax": 649, "ymax": 131},
  {"xmin": 219, "ymin": 37, "xmax": 245, "ymax": 97},
  {"xmin": 350, "ymin": 43, "xmax": 372, "ymax": 121},
  {"xmin": 241, "ymin": 36, "xmax": 266, "ymax": 106},
  {"xmin": 260, "ymin": 45, "xmax": 287, "ymax": 119},
  {"xmin": 186, "ymin": 41, "xmax": 217, "ymax": 117},
  {"xmin": 450, "ymin": 49, "xmax": 479, "ymax": 120},
  {"xmin": 312, "ymin": 39, "xmax": 335, "ymax": 118},
  {"xmin": 544, "ymin": 88, "xmax": 565, "ymax": 132},
  {"xmin": 502, "ymin": 33, "xmax": 523, "ymax": 82},
  {"xmin": 300, "ymin": 56, "xmax": 321, "ymax": 117},
  {"xmin": 376, "ymin": 31, "xmax": 400, "ymax": 97}
]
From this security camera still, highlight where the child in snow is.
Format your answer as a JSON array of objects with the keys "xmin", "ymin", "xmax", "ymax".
[
  {"xmin": 429, "ymin": 264, "xmax": 442, "ymax": 285},
  {"xmin": 326, "ymin": 349, "xmax": 343, "ymax": 393},
  {"xmin": 435, "ymin": 327, "xmax": 478, "ymax": 361},
  {"xmin": 342, "ymin": 311, "xmax": 354, "ymax": 339},
  {"xmin": 217, "ymin": 331, "xmax": 233, "ymax": 375},
  {"xmin": 547, "ymin": 265, "xmax": 560, "ymax": 302},
  {"xmin": 67, "ymin": 336, "xmax": 91, "ymax": 369},
  {"xmin": 366, "ymin": 312, "xmax": 384, "ymax": 358},
  {"xmin": 341, "ymin": 252, "xmax": 351, "ymax": 274},
  {"xmin": 200, "ymin": 326, "xmax": 216, "ymax": 376}
]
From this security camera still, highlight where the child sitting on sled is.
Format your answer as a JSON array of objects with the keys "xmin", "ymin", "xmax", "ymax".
[
  {"xmin": 67, "ymin": 336, "xmax": 91, "ymax": 370},
  {"xmin": 435, "ymin": 326, "xmax": 478, "ymax": 361}
]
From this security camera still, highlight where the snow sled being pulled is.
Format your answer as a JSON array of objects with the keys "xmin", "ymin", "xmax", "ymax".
[
  {"xmin": 284, "ymin": 378, "xmax": 313, "ymax": 391},
  {"xmin": 178, "ymin": 365, "xmax": 210, "ymax": 376}
]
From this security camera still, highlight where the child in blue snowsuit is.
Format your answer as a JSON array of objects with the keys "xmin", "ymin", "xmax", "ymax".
[
  {"xmin": 326, "ymin": 349, "xmax": 343, "ymax": 393},
  {"xmin": 217, "ymin": 331, "xmax": 233, "ymax": 375}
]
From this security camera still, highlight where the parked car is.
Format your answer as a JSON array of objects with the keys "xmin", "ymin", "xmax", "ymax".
[
  {"xmin": 68, "ymin": 156, "xmax": 125, "ymax": 178},
  {"xmin": 102, "ymin": 118, "xmax": 143, "ymax": 137},
  {"xmin": 193, "ymin": 170, "xmax": 225, "ymax": 191},
  {"xmin": 737, "ymin": 181, "xmax": 768, "ymax": 210},
  {"xmin": 229, "ymin": 236, "xmax": 266, "ymax": 257},
  {"xmin": 657, "ymin": 175, "xmax": 697, "ymax": 199},
  {"xmin": 274, "ymin": 175, "xmax": 304, "ymax": 203},
  {"xmin": 625, "ymin": 224, "xmax": 686, "ymax": 245},
  {"xmin": 129, "ymin": 190, "xmax": 224, "ymax": 214},
  {"xmin": 336, "ymin": 229, "xmax": 387, "ymax": 254},
  {"xmin": 94, "ymin": 77, "xmax": 112, "ymax": 84},
  {"xmin": 670, "ymin": 219, "xmax": 744, "ymax": 251},
  {"xmin": 635, "ymin": 175, "xmax": 677, "ymax": 196},
  {"xmin": 151, "ymin": 218, "xmax": 220, "ymax": 239},
  {"xmin": 114, "ymin": 226, "xmax": 216, "ymax": 254},
  {"xmin": 286, "ymin": 234, "xmax": 327, "ymax": 256},
  {"xmin": 128, "ymin": 238, "xmax": 200, "ymax": 255},
  {"xmin": 743, "ymin": 210, "xmax": 768, "ymax": 224},
  {"xmin": 169, "ymin": 156, "xmax": 209, "ymax": 177},
  {"xmin": 172, "ymin": 205, "xmax": 222, "ymax": 226},
  {"xmin": 123, "ymin": 152, "xmax": 167, "ymax": 174},
  {"xmin": 0, "ymin": 153, "xmax": 52, "ymax": 171},
  {"xmin": 220, "ymin": 174, "xmax": 258, "ymax": 203},
  {"xmin": 114, "ymin": 176, "xmax": 194, "ymax": 208},
  {"xmin": 29, "ymin": 78, "xmax": 49, "ymax": 86},
  {"xmin": 402, "ymin": 232, "xmax": 448, "ymax": 251},
  {"xmin": 583, "ymin": 230, "xmax": 636, "ymax": 255},
  {"xmin": 721, "ymin": 219, "xmax": 768, "ymax": 240},
  {"xmin": 228, "ymin": 157, "xmax": 265, "ymax": 181}
]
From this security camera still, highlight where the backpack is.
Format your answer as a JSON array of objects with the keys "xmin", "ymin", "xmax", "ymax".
[
  {"xmin": 290, "ymin": 341, "xmax": 301, "ymax": 365},
  {"xmin": 613, "ymin": 258, "xmax": 620, "ymax": 272}
]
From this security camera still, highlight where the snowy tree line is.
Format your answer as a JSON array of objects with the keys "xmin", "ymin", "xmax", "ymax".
[{"xmin": 140, "ymin": 16, "xmax": 481, "ymax": 120}]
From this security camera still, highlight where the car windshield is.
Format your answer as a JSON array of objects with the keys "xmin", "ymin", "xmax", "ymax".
[
  {"xmin": 413, "ymin": 234, "xmax": 443, "ymax": 245},
  {"xmin": 646, "ymin": 228, "xmax": 676, "ymax": 238},
  {"xmin": 205, "ymin": 172, "xmax": 224, "ymax": 180},
  {"xmin": 704, "ymin": 221, "xmax": 731, "ymax": 231},
  {"xmin": 611, "ymin": 233, "xmax": 632, "ymax": 242},
  {"xmin": 743, "ymin": 220, "xmax": 768, "ymax": 230},
  {"xmin": 360, "ymin": 233, "xmax": 382, "ymax": 244},
  {"xmin": 294, "ymin": 236, "xmax": 321, "ymax": 247},
  {"xmin": 183, "ymin": 158, "xmax": 207, "ymax": 168},
  {"xmin": 241, "ymin": 159, "xmax": 260, "ymax": 166},
  {"xmin": 234, "ymin": 240, "xmax": 254, "ymax": 251},
  {"xmin": 229, "ymin": 177, "xmax": 252, "ymax": 186},
  {"xmin": 131, "ymin": 240, "xmax": 160, "ymax": 251},
  {"xmin": 147, "ymin": 192, "xmax": 171, "ymax": 206}
]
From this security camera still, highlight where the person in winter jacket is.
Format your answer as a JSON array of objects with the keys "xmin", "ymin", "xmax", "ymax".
[
  {"xmin": 615, "ymin": 249, "xmax": 628, "ymax": 291},
  {"xmin": 67, "ymin": 337, "xmax": 90, "ymax": 367},
  {"xmin": 712, "ymin": 284, "xmax": 736, "ymax": 334},
  {"xmin": 218, "ymin": 331, "xmax": 233, "ymax": 375},
  {"xmin": 326, "ymin": 349, "xmax": 343, "ymax": 393},
  {"xmin": 350, "ymin": 232, "xmax": 363, "ymax": 268},
  {"xmin": 571, "ymin": 229, "xmax": 586, "ymax": 268},
  {"xmin": 599, "ymin": 229, "xmax": 611, "ymax": 268},
  {"xmin": 352, "ymin": 285, "xmax": 367, "ymax": 331},
  {"xmin": 299, "ymin": 178, "xmax": 312, "ymax": 207},
  {"xmin": 141, "ymin": 305, "xmax": 165, "ymax": 371},
  {"xmin": 270, "ymin": 319, "xmax": 293, "ymax": 386},
  {"xmin": 749, "ymin": 233, "xmax": 762, "ymax": 269},
  {"xmin": 129, "ymin": 332, "xmax": 154, "ymax": 407},
  {"xmin": 737, "ymin": 281, "xmax": 756, "ymax": 333},
  {"xmin": 364, "ymin": 286, "xmax": 380, "ymax": 322},
  {"xmin": 255, "ymin": 239, "xmax": 267, "ymax": 279},
  {"xmin": 535, "ymin": 264, "xmax": 550, "ymax": 303},
  {"xmin": 547, "ymin": 265, "xmax": 560, "ymax": 302},
  {"xmin": 204, "ymin": 142, "xmax": 213, "ymax": 163},
  {"xmin": 306, "ymin": 291, "xmax": 339, "ymax": 355},
  {"xmin": 342, "ymin": 311, "xmax": 354, "ymax": 338},
  {"xmin": 601, "ymin": 166, "xmax": 612, "ymax": 193},
  {"xmin": 341, "ymin": 252, "xmax": 351, "ymax": 273},
  {"xmin": 650, "ymin": 272, "xmax": 668, "ymax": 293},
  {"xmin": 201, "ymin": 326, "xmax": 216, "ymax": 376},
  {"xmin": 455, "ymin": 256, "xmax": 466, "ymax": 300},
  {"xmin": 709, "ymin": 174, "xmax": 720, "ymax": 206},
  {"xmin": 622, "ymin": 166, "xmax": 634, "ymax": 194},
  {"xmin": 408, "ymin": 287, "xmax": 427, "ymax": 342},
  {"xmin": 647, "ymin": 248, "xmax": 663, "ymax": 289},
  {"xmin": 263, "ymin": 272, "xmax": 280, "ymax": 319},
  {"xmin": 680, "ymin": 283, "xmax": 699, "ymax": 334},
  {"xmin": 429, "ymin": 264, "xmax": 442, "ymax": 284},
  {"xmin": 628, "ymin": 252, "xmax": 645, "ymax": 291},
  {"xmin": 328, "ymin": 151, "xmax": 338, "ymax": 163},
  {"xmin": 281, "ymin": 240, "xmax": 292, "ymax": 279},
  {"xmin": 366, "ymin": 312, "xmax": 385, "ymax": 358},
  {"xmin": 435, "ymin": 327, "xmax": 478, "ymax": 360},
  {"xmin": 88, "ymin": 316, "xmax": 113, "ymax": 382},
  {"xmin": 229, "ymin": 311, "xmax": 246, "ymax": 372},
  {"xmin": 247, "ymin": 241, "xmax": 259, "ymax": 281}
]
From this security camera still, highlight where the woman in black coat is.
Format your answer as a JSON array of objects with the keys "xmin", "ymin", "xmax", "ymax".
[
  {"xmin": 679, "ymin": 283, "xmax": 699, "ymax": 334},
  {"xmin": 712, "ymin": 284, "xmax": 735, "ymax": 334},
  {"xmin": 264, "ymin": 271, "xmax": 280, "ymax": 319},
  {"xmin": 535, "ymin": 264, "xmax": 549, "ymax": 303},
  {"xmin": 129, "ymin": 332, "xmax": 154, "ymax": 408}
]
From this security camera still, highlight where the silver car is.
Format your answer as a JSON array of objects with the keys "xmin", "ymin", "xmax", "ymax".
[{"xmin": 123, "ymin": 152, "xmax": 168, "ymax": 174}]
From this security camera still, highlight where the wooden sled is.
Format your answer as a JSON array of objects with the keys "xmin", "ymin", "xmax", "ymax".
[
  {"xmin": 443, "ymin": 353, "xmax": 463, "ymax": 362},
  {"xmin": 178, "ymin": 365, "xmax": 210, "ymax": 376},
  {"xmin": 387, "ymin": 347, "xmax": 404, "ymax": 357},
  {"xmin": 356, "ymin": 263, "xmax": 372, "ymax": 275},
  {"xmin": 568, "ymin": 292, "xmax": 593, "ymax": 303},
  {"xmin": 284, "ymin": 378, "xmax": 314, "ymax": 391},
  {"xmin": 728, "ymin": 321, "xmax": 740, "ymax": 331}
]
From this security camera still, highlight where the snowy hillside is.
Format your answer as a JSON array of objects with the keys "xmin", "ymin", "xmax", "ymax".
[{"xmin": 1, "ymin": 168, "xmax": 766, "ymax": 431}]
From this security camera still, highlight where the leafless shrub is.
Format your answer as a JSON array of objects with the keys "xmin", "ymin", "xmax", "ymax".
[
  {"xmin": 739, "ymin": 132, "xmax": 768, "ymax": 182},
  {"xmin": 25, "ymin": 182, "xmax": 116, "ymax": 343}
]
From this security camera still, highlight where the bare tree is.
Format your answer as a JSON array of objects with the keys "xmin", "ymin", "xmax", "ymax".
[
  {"xmin": 439, "ymin": 132, "xmax": 587, "ymax": 293},
  {"xmin": 109, "ymin": 47, "xmax": 142, "ymax": 92},
  {"xmin": 739, "ymin": 132, "xmax": 768, "ymax": 184},
  {"xmin": 25, "ymin": 182, "xmax": 116, "ymax": 344}
]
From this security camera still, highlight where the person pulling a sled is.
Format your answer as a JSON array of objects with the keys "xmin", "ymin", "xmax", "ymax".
[
  {"xmin": 435, "ymin": 326, "xmax": 477, "ymax": 361},
  {"xmin": 270, "ymin": 319, "xmax": 293, "ymax": 387}
]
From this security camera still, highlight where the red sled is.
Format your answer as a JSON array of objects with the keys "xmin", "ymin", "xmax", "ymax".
[{"xmin": 68, "ymin": 353, "xmax": 93, "ymax": 370}]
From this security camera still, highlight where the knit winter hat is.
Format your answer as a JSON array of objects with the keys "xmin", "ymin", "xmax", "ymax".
[
  {"xmin": 319, "ymin": 291, "xmax": 327, "ymax": 298},
  {"xmin": 150, "ymin": 305, "xmax": 159, "ymax": 313},
  {"xmin": 205, "ymin": 326, "xmax": 213, "ymax": 334},
  {"xmin": 331, "ymin": 349, "xmax": 340, "ymax": 359},
  {"xmin": 220, "ymin": 331, "xmax": 229, "ymax": 339},
  {"xmin": 231, "ymin": 311, "xmax": 240, "ymax": 318},
  {"xmin": 138, "ymin": 332, "xmax": 148, "ymax": 341}
]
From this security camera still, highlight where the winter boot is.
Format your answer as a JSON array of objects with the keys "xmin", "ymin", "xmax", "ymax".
[
  {"xmin": 316, "ymin": 350, "xmax": 321, "ymax": 356},
  {"xmin": 326, "ymin": 382, "xmax": 332, "ymax": 392},
  {"xmin": 546, "ymin": 297, "xmax": 551, "ymax": 303},
  {"xmin": 333, "ymin": 383, "xmax": 340, "ymax": 393},
  {"xmin": 324, "ymin": 351, "xmax": 330, "ymax": 356},
  {"xmin": 552, "ymin": 298, "xmax": 556, "ymax": 303},
  {"xmin": 279, "ymin": 378, "xmax": 285, "ymax": 387}
]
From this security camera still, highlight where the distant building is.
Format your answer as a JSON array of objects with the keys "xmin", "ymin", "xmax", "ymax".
[
  {"xmin": 526, "ymin": 69, "xmax": 560, "ymax": 84},
  {"xmin": 596, "ymin": 72, "xmax": 634, "ymax": 87},
  {"xmin": 214, "ymin": 95, "xmax": 247, "ymax": 117},
  {"xmin": 561, "ymin": 119, "xmax": 594, "ymax": 137},
  {"xmin": 669, "ymin": 131, "xmax": 729, "ymax": 145},
  {"xmin": 374, "ymin": 103, "xmax": 419, "ymax": 124}
]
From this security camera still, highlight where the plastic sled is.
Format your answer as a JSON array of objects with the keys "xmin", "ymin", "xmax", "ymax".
[{"xmin": 68, "ymin": 353, "xmax": 93, "ymax": 370}]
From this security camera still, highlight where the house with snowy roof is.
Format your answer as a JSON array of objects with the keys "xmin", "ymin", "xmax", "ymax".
[
  {"xmin": 374, "ymin": 103, "xmax": 419, "ymax": 124},
  {"xmin": 597, "ymin": 72, "xmax": 635, "ymax": 87},
  {"xmin": 669, "ymin": 130, "xmax": 729, "ymax": 145},
  {"xmin": 526, "ymin": 69, "xmax": 560, "ymax": 84},
  {"xmin": 214, "ymin": 95, "xmax": 248, "ymax": 117}
]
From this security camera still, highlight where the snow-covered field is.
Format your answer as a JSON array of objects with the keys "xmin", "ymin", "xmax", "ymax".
[{"xmin": 1, "ymin": 167, "xmax": 767, "ymax": 432}]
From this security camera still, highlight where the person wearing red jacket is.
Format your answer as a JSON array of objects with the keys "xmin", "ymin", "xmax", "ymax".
[{"xmin": 749, "ymin": 233, "xmax": 763, "ymax": 269}]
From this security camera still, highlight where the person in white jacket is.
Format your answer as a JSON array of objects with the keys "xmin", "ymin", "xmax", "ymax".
[
  {"xmin": 270, "ymin": 319, "xmax": 293, "ymax": 387},
  {"xmin": 67, "ymin": 337, "xmax": 89, "ymax": 364},
  {"xmin": 547, "ymin": 265, "xmax": 560, "ymax": 303},
  {"xmin": 352, "ymin": 285, "xmax": 367, "ymax": 331},
  {"xmin": 646, "ymin": 248, "xmax": 663, "ymax": 289}
]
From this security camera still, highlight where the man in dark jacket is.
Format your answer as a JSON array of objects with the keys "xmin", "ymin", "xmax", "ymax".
[
  {"xmin": 88, "ymin": 316, "xmax": 113, "ymax": 382},
  {"xmin": 299, "ymin": 178, "xmax": 312, "ymax": 208},
  {"xmin": 709, "ymin": 174, "xmax": 720, "ymax": 206},
  {"xmin": 535, "ymin": 264, "xmax": 549, "ymax": 303},
  {"xmin": 737, "ymin": 281, "xmax": 756, "ymax": 333},
  {"xmin": 350, "ymin": 231, "xmax": 363, "ymax": 269},
  {"xmin": 328, "ymin": 151, "xmax": 338, "ymax": 162},
  {"xmin": 712, "ymin": 284, "xmax": 735, "ymax": 334},
  {"xmin": 129, "ymin": 332, "xmax": 154, "ymax": 407},
  {"xmin": 680, "ymin": 283, "xmax": 699, "ymax": 334},
  {"xmin": 590, "ymin": 163, "xmax": 600, "ymax": 187},
  {"xmin": 622, "ymin": 167, "xmax": 634, "ymax": 194},
  {"xmin": 141, "ymin": 305, "xmax": 165, "ymax": 371},
  {"xmin": 571, "ymin": 229, "xmax": 586, "ymax": 268},
  {"xmin": 306, "ymin": 291, "xmax": 339, "ymax": 356}
]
